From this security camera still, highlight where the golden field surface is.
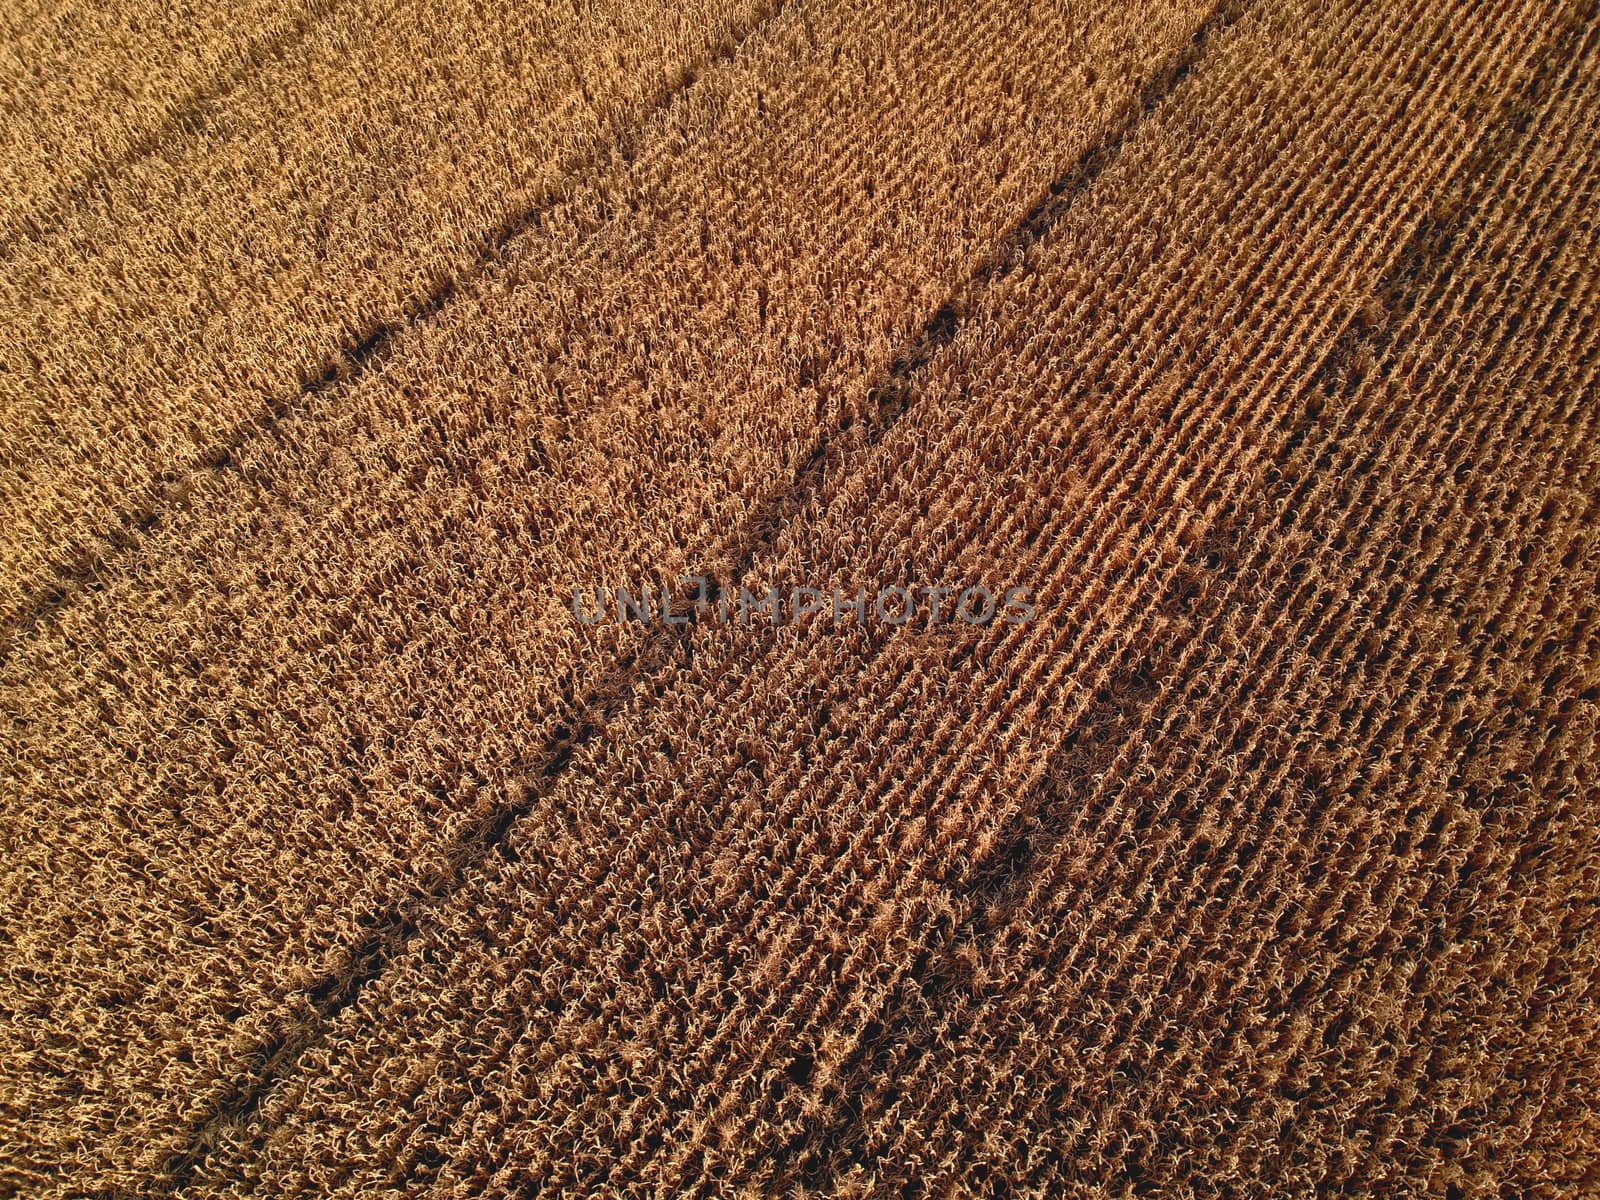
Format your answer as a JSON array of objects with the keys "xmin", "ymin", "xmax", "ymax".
[{"xmin": 1, "ymin": 0, "xmax": 1597, "ymax": 1196}]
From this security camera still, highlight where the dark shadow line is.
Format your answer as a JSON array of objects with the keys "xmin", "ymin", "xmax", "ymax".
[
  {"xmin": 720, "ymin": 0, "xmax": 1252, "ymax": 590},
  {"xmin": 148, "ymin": 0, "xmax": 1259, "ymax": 1192},
  {"xmin": 0, "ymin": 1, "xmax": 789, "ymax": 664},
  {"xmin": 752, "ymin": 7, "xmax": 1599, "ymax": 1190},
  {"xmin": 112, "ymin": 6, "xmax": 796, "ymax": 1196}
]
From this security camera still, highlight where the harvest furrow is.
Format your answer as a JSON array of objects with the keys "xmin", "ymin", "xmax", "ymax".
[
  {"xmin": 805, "ymin": 34, "xmax": 1600, "ymax": 1194},
  {"xmin": 777, "ymin": 22, "xmax": 1600, "ymax": 1189},
  {"xmin": 588, "ymin": 5, "xmax": 1595, "ymax": 1189},
  {"xmin": 153, "ymin": 4, "xmax": 1253, "ymax": 1191},
  {"xmin": 0, "ymin": 0, "xmax": 781, "ymax": 633},
  {"xmin": 0, "ymin": 1, "xmax": 1220, "ymax": 1192},
  {"xmin": 5, "ymin": 0, "xmax": 1595, "ymax": 1194},
  {"xmin": 153, "ymin": 0, "xmax": 1592, "ymax": 1194}
]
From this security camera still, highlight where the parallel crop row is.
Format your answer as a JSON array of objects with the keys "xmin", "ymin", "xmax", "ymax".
[
  {"xmin": 149, "ymin": 0, "xmax": 1600, "ymax": 1196},
  {"xmin": 0, "ymin": 0, "xmax": 771, "ymax": 626},
  {"xmin": 0, "ymin": 0, "xmax": 1216, "ymax": 1192}
]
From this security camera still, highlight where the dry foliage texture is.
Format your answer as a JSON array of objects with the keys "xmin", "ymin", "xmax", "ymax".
[{"xmin": 1, "ymin": 0, "xmax": 1597, "ymax": 1196}]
